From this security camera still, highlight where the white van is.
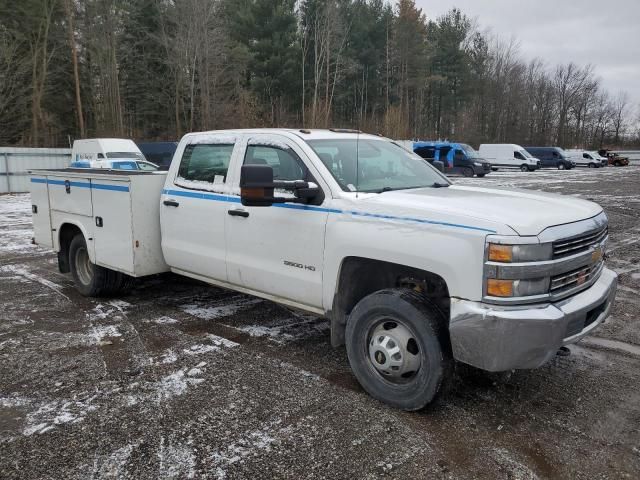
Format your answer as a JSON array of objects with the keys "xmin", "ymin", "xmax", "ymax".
[
  {"xmin": 478, "ymin": 144, "xmax": 540, "ymax": 172},
  {"xmin": 71, "ymin": 138, "xmax": 146, "ymax": 164},
  {"xmin": 565, "ymin": 150, "xmax": 606, "ymax": 168}
]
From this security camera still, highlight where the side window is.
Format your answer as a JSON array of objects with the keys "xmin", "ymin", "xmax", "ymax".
[
  {"xmin": 244, "ymin": 144, "xmax": 307, "ymax": 182},
  {"xmin": 514, "ymin": 151, "xmax": 524, "ymax": 160},
  {"xmin": 113, "ymin": 161, "xmax": 136, "ymax": 170},
  {"xmin": 583, "ymin": 153, "xmax": 589, "ymax": 159},
  {"xmin": 177, "ymin": 143, "xmax": 234, "ymax": 184},
  {"xmin": 552, "ymin": 151, "xmax": 559, "ymax": 158},
  {"xmin": 454, "ymin": 149, "xmax": 465, "ymax": 161},
  {"xmin": 414, "ymin": 147, "xmax": 436, "ymax": 159}
]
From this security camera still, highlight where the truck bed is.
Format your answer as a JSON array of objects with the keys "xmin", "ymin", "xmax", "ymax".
[{"xmin": 30, "ymin": 169, "xmax": 169, "ymax": 277}]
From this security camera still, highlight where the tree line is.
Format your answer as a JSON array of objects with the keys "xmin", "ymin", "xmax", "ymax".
[{"xmin": 0, "ymin": 0, "xmax": 637, "ymax": 148}]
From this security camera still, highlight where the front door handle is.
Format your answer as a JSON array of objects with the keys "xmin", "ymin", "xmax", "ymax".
[
  {"xmin": 163, "ymin": 199, "xmax": 179, "ymax": 207},
  {"xmin": 228, "ymin": 209, "xmax": 249, "ymax": 218}
]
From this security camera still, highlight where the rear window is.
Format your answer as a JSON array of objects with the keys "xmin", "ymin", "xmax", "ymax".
[{"xmin": 177, "ymin": 144, "xmax": 234, "ymax": 184}]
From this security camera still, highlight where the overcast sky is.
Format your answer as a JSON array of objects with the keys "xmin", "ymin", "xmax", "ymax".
[{"xmin": 418, "ymin": 0, "xmax": 640, "ymax": 112}]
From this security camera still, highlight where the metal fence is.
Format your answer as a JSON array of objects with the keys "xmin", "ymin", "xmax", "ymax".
[{"xmin": 0, "ymin": 147, "xmax": 71, "ymax": 193}]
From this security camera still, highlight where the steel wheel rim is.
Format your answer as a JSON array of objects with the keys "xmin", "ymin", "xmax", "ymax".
[
  {"xmin": 75, "ymin": 246, "xmax": 93, "ymax": 286},
  {"xmin": 366, "ymin": 318, "xmax": 422, "ymax": 384}
]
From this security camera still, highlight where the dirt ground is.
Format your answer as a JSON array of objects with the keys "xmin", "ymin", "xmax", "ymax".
[{"xmin": 1, "ymin": 165, "xmax": 639, "ymax": 479}]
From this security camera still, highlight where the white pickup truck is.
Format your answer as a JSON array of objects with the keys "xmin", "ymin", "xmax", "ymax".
[{"xmin": 30, "ymin": 129, "xmax": 617, "ymax": 410}]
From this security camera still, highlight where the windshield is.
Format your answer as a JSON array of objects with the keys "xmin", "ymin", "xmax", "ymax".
[
  {"xmin": 306, "ymin": 138, "xmax": 450, "ymax": 193},
  {"xmin": 519, "ymin": 149, "xmax": 533, "ymax": 158},
  {"xmin": 459, "ymin": 143, "xmax": 480, "ymax": 159},
  {"xmin": 106, "ymin": 152, "xmax": 145, "ymax": 161}
]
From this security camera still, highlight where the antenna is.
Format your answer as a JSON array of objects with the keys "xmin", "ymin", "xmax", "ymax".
[{"xmin": 355, "ymin": 129, "xmax": 360, "ymax": 199}]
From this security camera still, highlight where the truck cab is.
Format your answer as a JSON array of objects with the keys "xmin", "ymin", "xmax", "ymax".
[
  {"xmin": 31, "ymin": 129, "xmax": 618, "ymax": 411},
  {"xmin": 412, "ymin": 141, "xmax": 491, "ymax": 177}
]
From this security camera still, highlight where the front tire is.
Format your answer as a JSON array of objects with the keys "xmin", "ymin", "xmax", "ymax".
[
  {"xmin": 69, "ymin": 234, "xmax": 125, "ymax": 296},
  {"xmin": 520, "ymin": 164, "xmax": 528, "ymax": 172},
  {"xmin": 558, "ymin": 163, "xmax": 566, "ymax": 170},
  {"xmin": 462, "ymin": 167, "xmax": 474, "ymax": 177},
  {"xmin": 588, "ymin": 163, "xmax": 595, "ymax": 168},
  {"xmin": 345, "ymin": 289, "xmax": 452, "ymax": 411}
]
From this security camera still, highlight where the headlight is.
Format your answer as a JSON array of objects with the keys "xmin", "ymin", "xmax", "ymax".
[
  {"xmin": 487, "ymin": 243, "xmax": 553, "ymax": 263},
  {"xmin": 473, "ymin": 161, "xmax": 482, "ymax": 166},
  {"xmin": 486, "ymin": 277, "xmax": 550, "ymax": 297}
]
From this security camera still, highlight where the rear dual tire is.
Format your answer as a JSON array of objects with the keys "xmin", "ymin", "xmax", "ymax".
[
  {"xmin": 345, "ymin": 289, "xmax": 452, "ymax": 411},
  {"xmin": 69, "ymin": 234, "xmax": 128, "ymax": 297}
]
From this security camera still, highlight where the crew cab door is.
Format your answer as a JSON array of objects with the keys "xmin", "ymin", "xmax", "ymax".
[
  {"xmin": 160, "ymin": 135, "xmax": 240, "ymax": 281},
  {"xmin": 225, "ymin": 134, "xmax": 328, "ymax": 309}
]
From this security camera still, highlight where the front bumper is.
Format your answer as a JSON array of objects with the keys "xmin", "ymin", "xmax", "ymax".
[
  {"xmin": 473, "ymin": 163, "xmax": 492, "ymax": 175},
  {"xmin": 449, "ymin": 267, "xmax": 617, "ymax": 372}
]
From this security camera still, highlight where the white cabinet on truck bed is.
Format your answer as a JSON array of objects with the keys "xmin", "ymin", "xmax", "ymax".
[{"xmin": 30, "ymin": 169, "xmax": 169, "ymax": 277}]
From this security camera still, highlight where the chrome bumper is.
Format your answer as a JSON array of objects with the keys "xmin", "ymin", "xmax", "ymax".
[{"xmin": 449, "ymin": 267, "xmax": 618, "ymax": 372}]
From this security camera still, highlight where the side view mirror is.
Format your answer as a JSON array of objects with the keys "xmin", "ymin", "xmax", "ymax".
[
  {"xmin": 240, "ymin": 164, "xmax": 320, "ymax": 207},
  {"xmin": 432, "ymin": 160, "xmax": 445, "ymax": 173}
]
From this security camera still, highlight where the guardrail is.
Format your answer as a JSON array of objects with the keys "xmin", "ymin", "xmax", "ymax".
[{"xmin": 0, "ymin": 148, "xmax": 71, "ymax": 193}]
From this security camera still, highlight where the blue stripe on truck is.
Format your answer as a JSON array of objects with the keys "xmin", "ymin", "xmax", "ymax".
[
  {"xmin": 162, "ymin": 188, "xmax": 496, "ymax": 233},
  {"xmin": 30, "ymin": 178, "xmax": 130, "ymax": 192}
]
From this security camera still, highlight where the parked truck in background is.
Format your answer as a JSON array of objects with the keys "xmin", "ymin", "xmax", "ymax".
[
  {"xmin": 30, "ymin": 128, "xmax": 617, "ymax": 410},
  {"xmin": 598, "ymin": 150, "xmax": 630, "ymax": 167},
  {"xmin": 72, "ymin": 139, "xmax": 147, "ymax": 164},
  {"xmin": 478, "ymin": 144, "xmax": 540, "ymax": 172},
  {"xmin": 412, "ymin": 141, "xmax": 492, "ymax": 177}
]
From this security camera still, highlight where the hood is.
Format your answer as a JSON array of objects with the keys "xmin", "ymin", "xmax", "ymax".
[{"xmin": 361, "ymin": 185, "xmax": 602, "ymax": 236}]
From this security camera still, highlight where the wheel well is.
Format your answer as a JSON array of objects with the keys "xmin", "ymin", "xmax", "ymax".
[
  {"xmin": 57, "ymin": 223, "xmax": 83, "ymax": 273},
  {"xmin": 330, "ymin": 257, "xmax": 450, "ymax": 347}
]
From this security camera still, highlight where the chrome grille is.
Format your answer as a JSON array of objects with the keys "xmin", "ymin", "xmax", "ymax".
[
  {"xmin": 553, "ymin": 226, "xmax": 608, "ymax": 258},
  {"xmin": 550, "ymin": 261, "xmax": 604, "ymax": 294}
]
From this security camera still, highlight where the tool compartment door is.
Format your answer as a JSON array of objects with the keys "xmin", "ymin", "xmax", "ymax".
[
  {"xmin": 91, "ymin": 178, "xmax": 134, "ymax": 274},
  {"xmin": 29, "ymin": 177, "xmax": 53, "ymax": 248},
  {"xmin": 47, "ymin": 176, "xmax": 93, "ymax": 217}
]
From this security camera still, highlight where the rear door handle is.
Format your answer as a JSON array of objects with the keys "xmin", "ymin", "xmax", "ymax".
[
  {"xmin": 163, "ymin": 199, "xmax": 179, "ymax": 207},
  {"xmin": 228, "ymin": 209, "xmax": 249, "ymax": 218}
]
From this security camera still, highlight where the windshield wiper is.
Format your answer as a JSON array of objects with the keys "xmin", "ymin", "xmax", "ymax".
[{"xmin": 432, "ymin": 182, "xmax": 449, "ymax": 188}]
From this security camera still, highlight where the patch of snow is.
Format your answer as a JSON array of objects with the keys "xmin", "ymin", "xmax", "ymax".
[
  {"xmin": 92, "ymin": 443, "xmax": 137, "ymax": 478},
  {"xmin": 180, "ymin": 297, "xmax": 262, "ymax": 320},
  {"xmin": 211, "ymin": 426, "xmax": 279, "ymax": 479},
  {"xmin": 206, "ymin": 334, "xmax": 239, "ymax": 348},
  {"xmin": 156, "ymin": 370, "xmax": 205, "ymax": 401},
  {"xmin": 188, "ymin": 135, "xmax": 236, "ymax": 145},
  {"xmin": 0, "ymin": 264, "xmax": 69, "ymax": 300},
  {"xmin": 158, "ymin": 438, "xmax": 196, "ymax": 479},
  {"xmin": 174, "ymin": 177, "xmax": 229, "ymax": 193},
  {"xmin": 148, "ymin": 316, "xmax": 179, "ymax": 325},
  {"xmin": 90, "ymin": 325, "xmax": 121, "ymax": 344},
  {"xmin": 23, "ymin": 395, "xmax": 99, "ymax": 436}
]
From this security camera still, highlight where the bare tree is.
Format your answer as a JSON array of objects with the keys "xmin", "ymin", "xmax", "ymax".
[{"xmin": 612, "ymin": 91, "xmax": 630, "ymax": 144}]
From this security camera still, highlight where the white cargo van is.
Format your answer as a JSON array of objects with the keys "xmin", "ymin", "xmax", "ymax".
[
  {"xmin": 479, "ymin": 144, "xmax": 540, "ymax": 172},
  {"xmin": 72, "ymin": 139, "xmax": 146, "ymax": 164},
  {"xmin": 565, "ymin": 150, "xmax": 606, "ymax": 168}
]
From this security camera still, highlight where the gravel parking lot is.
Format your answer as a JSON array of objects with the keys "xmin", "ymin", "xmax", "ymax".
[{"xmin": 1, "ymin": 166, "xmax": 639, "ymax": 479}]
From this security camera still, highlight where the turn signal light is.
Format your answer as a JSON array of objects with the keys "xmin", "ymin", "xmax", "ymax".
[
  {"xmin": 487, "ymin": 279, "xmax": 513, "ymax": 297},
  {"xmin": 488, "ymin": 244, "xmax": 513, "ymax": 262}
]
